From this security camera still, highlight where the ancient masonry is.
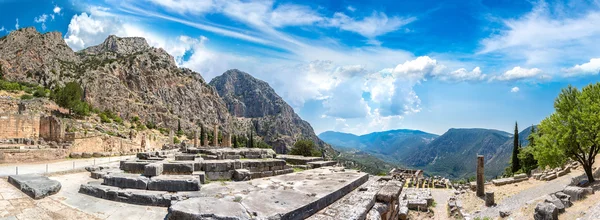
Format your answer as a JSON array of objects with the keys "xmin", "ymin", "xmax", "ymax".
[
  {"xmin": 213, "ymin": 124, "xmax": 218, "ymax": 146},
  {"xmin": 476, "ymin": 155, "xmax": 485, "ymax": 197}
]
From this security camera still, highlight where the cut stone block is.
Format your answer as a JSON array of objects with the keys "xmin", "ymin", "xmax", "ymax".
[
  {"xmin": 147, "ymin": 175, "xmax": 200, "ymax": 192},
  {"xmin": 8, "ymin": 174, "xmax": 62, "ymax": 199},
  {"xmin": 274, "ymin": 168, "xmax": 294, "ymax": 176},
  {"xmin": 103, "ymin": 173, "xmax": 149, "ymax": 190},
  {"xmin": 376, "ymin": 181, "xmax": 403, "ymax": 203},
  {"xmin": 276, "ymin": 154, "xmax": 323, "ymax": 165},
  {"xmin": 175, "ymin": 154, "xmax": 197, "ymax": 161},
  {"xmin": 307, "ymin": 161, "xmax": 337, "ymax": 169},
  {"xmin": 233, "ymin": 169, "xmax": 251, "ymax": 181},
  {"xmin": 202, "ymin": 160, "xmax": 235, "ymax": 172},
  {"xmin": 163, "ymin": 162, "xmax": 194, "ymax": 174},
  {"xmin": 534, "ymin": 202, "xmax": 558, "ymax": 220},
  {"xmin": 192, "ymin": 171, "xmax": 206, "ymax": 184},
  {"xmin": 143, "ymin": 163, "xmax": 163, "ymax": 177},
  {"xmin": 121, "ymin": 161, "xmax": 150, "ymax": 173},
  {"xmin": 407, "ymin": 199, "xmax": 427, "ymax": 210},
  {"xmin": 514, "ymin": 173, "xmax": 528, "ymax": 180},
  {"xmin": 205, "ymin": 170, "xmax": 234, "ymax": 181}
]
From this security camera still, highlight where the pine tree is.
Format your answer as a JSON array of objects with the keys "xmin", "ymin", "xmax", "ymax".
[
  {"xmin": 200, "ymin": 125, "xmax": 205, "ymax": 145},
  {"xmin": 511, "ymin": 122, "xmax": 521, "ymax": 173},
  {"xmin": 249, "ymin": 130, "xmax": 254, "ymax": 148}
]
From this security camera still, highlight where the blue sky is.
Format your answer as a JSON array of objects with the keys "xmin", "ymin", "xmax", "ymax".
[{"xmin": 1, "ymin": 0, "xmax": 600, "ymax": 135}]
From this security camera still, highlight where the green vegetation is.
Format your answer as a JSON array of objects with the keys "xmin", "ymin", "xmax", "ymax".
[
  {"xmin": 173, "ymin": 136, "xmax": 181, "ymax": 144},
  {"xmin": 511, "ymin": 122, "xmax": 521, "ymax": 173},
  {"xmin": 531, "ymin": 84, "xmax": 600, "ymax": 182},
  {"xmin": 20, "ymin": 94, "xmax": 33, "ymax": 100},
  {"xmin": 176, "ymin": 120, "xmax": 184, "ymax": 137},
  {"xmin": 518, "ymin": 126, "xmax": 538, "ymax": 175},
  {"xmin": 290, "ymin": 139, "xmax": 321, "ymax": 157}
]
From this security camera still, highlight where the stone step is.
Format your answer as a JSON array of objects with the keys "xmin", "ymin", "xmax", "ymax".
[
  {"xmin": 147, "ymin": 175, "xmax": 201, "ymax": 192},
  {"xmin": 307, "ymin": 161, "xmax": 337, "ymax": 169},
  {"xmin": 276, "ymin": 154, "xmax": 323, "ymax": 165},
  {"xmin": 8, "ymin": 174, "xmax": 62, "ymax": 200},
  {"xmin": 79, "ymin": 182, "xmax": 202, "ymax": 207}
]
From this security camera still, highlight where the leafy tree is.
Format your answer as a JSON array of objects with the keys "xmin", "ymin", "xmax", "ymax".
[
  {"xmin": 53, "ymin": 82, "xmax": 83, "ymax": 111},
  {"xmin": 290, "ymin": 140, "xmax": 317, "ymax": 157},
  {"xmin": 511, "ymin": 122, "xmax": 521, "ymax": 173},
  {"xmin": 533, "ymin": 84, "xmax": 600, "ymax": 182}
]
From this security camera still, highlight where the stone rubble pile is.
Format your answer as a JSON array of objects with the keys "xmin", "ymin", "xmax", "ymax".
[
  {"xmin": 492, "ymin": 173, "xmax": 529, "ymax": 186},
  {"xmin": 533, "ymin": 186, "xmax": 594, "ymax": 220}
]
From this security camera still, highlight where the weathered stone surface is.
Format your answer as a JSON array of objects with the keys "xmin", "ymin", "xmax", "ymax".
[
  {"xmin": 147, "ymin": 175, "xmax": 200, "ymax": 191},
  {"xmin": 82, "ymin": 152, "xmax": 93, "ymax": 158},
  {"xmin": 206, "ymin": 170, "xmax": 234, "ymax": 181},
  {"xmin": 534, "ymin": 202, "xmax": 558, "ymax": 220},
  {"xmin": 103, "ymin": 173, "xmax": 149, "ymax": 189},
  {"xmin": 167, "ymin": 197, "xmax": 251, "ymax": 219},
  {"xmin": 376, "ymin": 181, "xmax": 403, "ymax": 203},
  {"xmin": 514, "ymin": 173, "xmax": 528, "ymax": 179},
  {"xmin": 192, "ymin": 171, "xmax": 206, "ymax": 184},
  {"xmin": 308, "ymin": 177, "xmax": 381, "ymax": 220},
  {"xmin": 499, "ymin": 210, "xmax": 511, "ymax": 217},
  {"xmin": 276, "ymin": 154, "xmax": 323, "ymax": 165},
  {"xmin": 545, "ymin": 196, "xmax": 565, "ymax": 213},
  {"xmin": 476, "ymin": 155, "xmax": 484, "ymax": 197},
  {"xmin": 79, "ymin": 183, "xmax": 201, "ymax": 207},
  {"xmin": 407, "ymin": 199, "xmax": 427, "ymax": 210},
  {"xmin": 175, "ymin": 154, "xmax": 197, "ymax": 161},
  {"xmin": 307, "ymin": 160, "xmax": 337, "ymax": 169},
  {"xmin": 143, "ymin": 163, "xmax": 163, "ymax": 177},
  {"xmin": 485, "ymin": 191, "xmax": 495, "ymax": 207},
  {"xmin": 70, "ymin": 152, "xmax": 82, "ymax": 158},
  {"xmin": 366, "ymin": 208, "xmax": 382, "ymax": 220},
  {"xmin": 163, "ymin": 162, "xmax": 194, "ymax": 174},
  {"xmin": 233, "ymin": 169, "xmax": 251, "ymax": 181},
  {"xmin": 563, "ymin": 186, "xmax": 592, "ymax": 201},
  {"xmin": 202, "ymin": 160, "xmax": 235, "ymax": 172},
  {"xmin": 121, "ymin": 161, "xmax": 150, "ymax": 173},
  {"xmin": 8, "ymin": 174, "xmax": 61, "ymax": 199}
]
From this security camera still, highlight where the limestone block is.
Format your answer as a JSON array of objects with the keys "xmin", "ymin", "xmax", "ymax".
[
  {"xmin": 93, "ymin": 152, "xmax": 103, "ymax": 157},
  {"xmin": 143, "ymin": 163, "xmax": 163, "ymax": 177},
  {"xmin": 307, "ymin": 161, "xmax": 337, "ymax": 169},
  {"xmin": 274, "ymin": 168, "xmax": 294, "ymax": 176},
  {"xmin": 376, "ymin": 181, "xmax": 403, "ymax": 203},
  {"xmin": 534, "ymin": 202, "xmax": 558, "ymax": 220},
  {"xmin": 147, "ymin": 175, "xmax": 200, "ymax": 191},
  {"xmin": 545, "ymin": 196, "xmax": 565, "ymax": 213},
  {"xmin": 8, "ymin": 174, "xmax": 62, "ymax": 199},
  {"xmin": 563, "ymin": 186, "xmax": 592, "ymax": 201},
  {"xmin": 225, "ymin": 155, "xmax": 242, "ymax": 160},
  {"xmin": 121, "ymin": 161, "xmax": 150, "ymax": 173},
  {"xmin": 103, "ymin": 173, "xmax": 149, "ymax": 189},
  {"xmin": 163, "ymin": 162, "xmax": 194, "ymax": 175},
  {"xmin": 70, "ymin": 152, "xmax": 82, "ymax": 158},
  {"xmin": 514, "ymin": 173, "xmax": 528, "ymax": 180},
  {"xmin": 82, "ymin": 152, "xmax": 93, "ymax": 158},
  {"xmin": 485, "ymin": 191, "xmax": 495, "ymax": 207},
  {"xmin": 175, "ymin": 154, "xmax": 197, "ymax": 161},
  {"xmin": 233, "ymin": 169, "xmax": 251, "ymax": 181},
  {"xmin": 261, "ymin": 170, "xmax": 274, "ymax": 177},
  {"xmin": 366, "ymin": 208, "xmax": 382, "ymax": 220},
  {"xmin": 91, "ymin": 171, "xmax": 107, "ymax": 179},
  {"xmin": 192, "ymin": 171, "xmax": 206, "ymax": 184},
  {"xmin": 407, "ymin": 199, "xmax": 427, "ymax": 211},
  {"xmin": 206, "ymin": 170, "xmax": 234, "ymax": 181}
]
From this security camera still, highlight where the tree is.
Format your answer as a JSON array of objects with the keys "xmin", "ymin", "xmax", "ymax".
[
  {"xmin": 511, "ymin": 122, "xmax": 521, "ymax": 173},
  {"xmin": 533, "ymin": 84, "xmax": 600, "ymax": 182},
  {"xmin": 290, "ymin": 140, "xmax": 318, "ymax": 157},
  {"xmin": 248, "ymin": 130, "xmax": 254, "ymax": 148},
  {"xmin": 200, "ymin": 125, "xmax": 205, "ymax": 145},
  {"xmin": 518, "ymin": 126, "xmax": 538, "ymax": 175},
  {"xmin": 232, "ymin": 135, "xmax": 238, "ymax": 148},
  {"xmin": 52, "ymin": 82, "xmax": 87, "ymax": 115}
]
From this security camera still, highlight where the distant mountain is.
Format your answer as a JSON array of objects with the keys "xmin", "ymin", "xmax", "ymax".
[
  {"xmin": 321, "ymin": 126, "xmax": 536, "ymax": 179},
  {"xmin": 210, "ymin": 69, "xmax": 334, "ymax": 155},
  {"xmin": 319, "ymin": 129, "xmax": 438, "ymax": 164}
]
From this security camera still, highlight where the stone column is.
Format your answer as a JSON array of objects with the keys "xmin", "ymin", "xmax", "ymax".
[
  {"xmin": 213, "ymin": 125, "xmax": 218, "ymax": 146},
  {"xmin": 202, "ymin": 130, "xmax": 208, "ymax": 146},
  {"xmin": 141, "ymin": 133, "xmax": 147, "ymax": 150},
  {"xmin": 169, "ymin": 130, "xmax": 174, "ymax": 145},
  {"xmin": 193, "ymin": 130, "xmax": 198, "ymax": 148},
  {"xmin": 223, "ymin": 133, "xmax": 232, "ymax": 147},
  {"xmin": 477, "ymin": 155, "xmax": 485, "ymax": 197}
]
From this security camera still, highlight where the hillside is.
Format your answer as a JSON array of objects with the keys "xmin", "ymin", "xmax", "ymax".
[
  {"xmin": 321, "ymin": 126, "xmax": 536, "ymax": 179},
  {"xmin": 0, "ymin": 27, "xmax": 333, "ymax": 156}
]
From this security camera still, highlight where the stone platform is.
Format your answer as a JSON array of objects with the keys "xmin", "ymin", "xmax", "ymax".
[
  {"xmin": 7, "ymin": 174, "xmax": 62, "ymax": 199},
  {"xmin": 79, "ymin": 182, "xmax": 202, "ymax": 207},
  {"xmin": 276, "ymin": 154, "xmax": 323, "ymax": 165},
  {"xmin": 166, "ymin": 167, "xmax": 369, "ymax": 220}
]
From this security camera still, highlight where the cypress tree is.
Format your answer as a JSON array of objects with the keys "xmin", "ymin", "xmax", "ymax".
[
  {"xmin": 200, "ymin": 125, "xmax": 205, "ymax": 145},
  {"xmin": 511, "ymin": 122, "xmax": 521, "ymax": 173},
  {"xmin": 249, "ymin": 130, "xmax": 254, "ymax": 148}
]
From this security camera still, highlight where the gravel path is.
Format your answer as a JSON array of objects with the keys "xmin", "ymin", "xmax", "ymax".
[
  {"xmin": 473, "ymin": 173, "xmax": 575, "ymax": 218},
  {"xmin": 430, "ymin": 189, "xmax": 452, "ymax": 219}
]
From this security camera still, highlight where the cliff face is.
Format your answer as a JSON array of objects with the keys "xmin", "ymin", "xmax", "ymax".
[
  {"xmin": 210, "ymin": 69, "xmax": 334, "ymax": 155},
  {"xmin": 0, "ymin": 27, "xmax": 333, "ymax": 156},
  {"xmin": 0, "ymin": 28, "xmax": 231, "ymax": 133}
]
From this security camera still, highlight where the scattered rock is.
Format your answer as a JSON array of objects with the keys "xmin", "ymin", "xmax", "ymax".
[
  {"xmin": 534, "ymin": 202, "xmax": 558, "ymax": 220},
  {"xmin": 8, "ymin": 174, "xmax": 62, "ymax": 199},
  {"xmin": 499, "ymin": 210, "xmax": 511, "ymax": 217}
]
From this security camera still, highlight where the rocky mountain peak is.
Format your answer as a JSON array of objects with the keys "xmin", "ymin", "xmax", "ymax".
[{"xmin": 81, "ymin": 35, "xmax": 150, "ymax": 55}]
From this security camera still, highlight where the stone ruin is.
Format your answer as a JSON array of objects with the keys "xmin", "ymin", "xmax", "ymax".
[
  {"xmin": 76, "ymin": 145, "xmax": 417, "ymax": 219},
  {"xmin": 390, "ymin": 168, "xmax": 450, "ymax": 189}
]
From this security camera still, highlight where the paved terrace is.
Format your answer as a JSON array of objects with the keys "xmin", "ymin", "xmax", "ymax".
[{"xmin": 0, "ymin": 155, "xmax": 135, "ymax": 177}]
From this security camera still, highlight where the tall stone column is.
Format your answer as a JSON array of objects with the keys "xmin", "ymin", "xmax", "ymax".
[
  {"xmin": 477, "ymin": 155, "xmax": 485, "ymax": 197},
  {"xmin": 193, "ymin": 130, "xmax": 198, "ymax": 148},
  {"xmin": 169, "ymin": 130, "xmax": 174, "ymax": 145},
  {"xmin": 213, "ymin": 125, "xmax": 218, "ymax": 147}
]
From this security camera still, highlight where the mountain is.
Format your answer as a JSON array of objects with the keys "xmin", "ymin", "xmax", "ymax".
[
  {"xmin": 209, "ymin": 69, "xmax": 334, "ymax": 155},
  {"xmin": 0, "ymin": 27, "xmax": 230, "ymax": 133},
  {"xmin": 321, "ymin": 126, "xmax": 536, "ymax": 179},
  {"xmin": 0, "ymin": 27, "xmax": 333, "ymax": 156},
  {"xmin": 319, "ymin": 129, "xmax": 438, "ymax": 163}
]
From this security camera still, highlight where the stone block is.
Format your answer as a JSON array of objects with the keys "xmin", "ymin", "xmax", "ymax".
[
  {"xmin": 274, "ymin": 168, "xmax": 294, "ymax": 176},
  {"xmin": 201, "ymin": 154, "xmax": 218, "ymax": 160},
  {"xmin": 563, "ymin": 186, "xmax": 592, "ymax": 201},
  {"xmin": 121, "ymin": 161, "xmax": 150, "ymax": 173},
  {"xmin": 202, "ymin": 160, "xmax": 235, "ymax": 172},
  {"xmin": 192, "ymin": 171, "xmax": 206, "ymax": 184},
  {"xmin": 514, "ymin": 173, "xmax": 528, "ymax": 180},
  {"xmin": 485, "ymin": 191, "xmax": 495, "ymax": 207},
  {"xmin": 70, "ymin": 152, "xmax": 82, "ymax": 158},
  {"xmin": 407, "ymin": 199, "xmax": 427, "ymax": 211},
  {"xmin": 225, "ymin": 155, "xmax": 242, "ymax": 160},
  {"xmin": 233, "ymin": 169, "xmax": 251, "ymax": 181},
  {"xmin": 376, "ymin": 181, "xmax": 403, "ymax": 203},
  {"xmin": 534, "ymin": 202, "xmax": 558, "ymax": 220},
  {"xmin": 103, "ymin": 173, "xmax": 149, "ymax": 189},
  {"xmin": 143, "ymin": 163, "xmax": 163, "ymax": 177},
  {"xmin": 82, "ymin": 152, "xmax": 93, "ymax": 158},
  {"xmin": 93, "ymin": 152, "xmax": 103, "ymax": 157},
  {"xmin": 8, "ymin": 174, "xmax": 62, "ymax": 199},
  {"xmin": 163, "ymin": 162, "xmax": 194, "ymax": 174},
  {"xmin": 545, "ymin": 196, "xmax": 565, "ymax": 213},
  {"xmin": 307, "ymin": 160, "xmax": 337, "ymax": 169},
  {"xmin": 206, "ymin": 170, "xmax": 234, "ymax": 181},
  {"xmin": 261, "ymin": 170, "xmax": 274, "ymax": 177},
  {"xmin": 175, "ymin": 154, "xmax": 197, "ymax": 161},
  {"xmin": 91, "ymin": 171, "xmax": 107, "ymax": 179},
  {"xmin": 147, "ymin": 175, "xmax": 200, "ymax": 191}
]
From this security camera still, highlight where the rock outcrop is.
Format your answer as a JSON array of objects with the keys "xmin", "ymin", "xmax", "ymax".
[
  {"xmin": 0, "ymin": 27, "xmax": 231, "ymax": 132},
  {"xmin": 210, "ymin": 69, "xmax": 334, "ymax": 154}
]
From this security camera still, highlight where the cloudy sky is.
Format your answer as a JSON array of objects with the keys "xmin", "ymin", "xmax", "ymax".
[{"xmin": 1, "ymin": 0, "xmax": 600, "ymax": 135}]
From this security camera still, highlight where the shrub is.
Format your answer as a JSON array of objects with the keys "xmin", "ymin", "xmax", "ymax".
[
  {"xmin": 20, "ymin": 94, "xmax": 33, "ymax": 100},
  {"xmin": 290, "ymin": 140, "xmax": 318, "ymax": 157},
  {"xmin": 173, "ymin": 136, "xmax": 181, "ymax": 144},
  {"xmin": 132, "ymin": 116, "xmax": 140, "ymax": 122},
  {"xmin": 146, "ymin": 121, "xmax": 156, "ymax": 129},
  {"xmin": 72, "ymin": 101, "xmax": 91, "ymax": 116},
  {"xmin": 99, "ymin": 112, "xmax": 111, "ymax": 123},
  {"xmin": 32, "ymin": 87, "xmax": 48, "ymax": 97}
]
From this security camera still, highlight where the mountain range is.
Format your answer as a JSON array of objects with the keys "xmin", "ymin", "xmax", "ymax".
[
  {"xmin": 0, "ymin": 27, "xmax": 334, "ymax": 156},
  {"xmin": 320, "ymin": 126, "xmax": 535, "ymax": 179}
]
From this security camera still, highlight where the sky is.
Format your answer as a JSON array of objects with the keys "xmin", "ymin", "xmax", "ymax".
[{"xmin": 1, "ymin": 0, "xmax": 600, "ymax": 135}]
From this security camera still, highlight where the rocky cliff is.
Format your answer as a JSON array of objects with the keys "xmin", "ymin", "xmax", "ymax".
[
  {"xmin": 0, "ymin": 27, "xmax": 231, "ymax": 133},
  {"xmin": 210, "ymin": 69, "xmax": 334, "ymax": 155}
]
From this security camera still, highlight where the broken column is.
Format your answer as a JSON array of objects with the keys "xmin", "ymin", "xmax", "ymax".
[
  {"xmin": 213, "ymin": 125, "xmax": 218, "ymax": 146},
  {"xmin": 193, "ymin": 130, "xmax": 198, "ymax": 148},
  {"xmin": 141, "ymin": 133, "xmax": 147, "ymax": 150},
  {"xmin": 477, "ymin": 155, "xmax": 485, "ymax": 197},
  {"xmin": 202, "ymin": 129, "xmax": 208, "ymax": 147},
  {"xmin": 222, "ymin": 133, "xmax": 232, "ymax": 147},
  {"xmin": 169, "ymin": 130, "xmax": 174, "ymax": 145},
  {"xmin": 485, "ymin": 191, "xmax": 495, "ymax": 206}
]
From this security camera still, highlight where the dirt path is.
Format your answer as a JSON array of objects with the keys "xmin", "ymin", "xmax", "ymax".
[{"xmin": 430, "ymin": 189, "xmax": 451, "ymax": 219}]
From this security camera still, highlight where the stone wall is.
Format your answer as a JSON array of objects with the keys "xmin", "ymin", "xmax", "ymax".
[
  {"xmin": 39, "ymin": 116, "xmax": 64, "ymax": 142},
  {"xmin": 0, "ymin": 114, "xmax": 40, "ymax": 139},
  {"xmin": 0, "ymin": 149, "xmax": 68, "ymax": 163}
]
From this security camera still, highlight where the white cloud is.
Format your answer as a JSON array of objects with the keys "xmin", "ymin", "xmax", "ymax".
[
  {"xmin": 148, "ymin": 0, "xmax": 215, "ymax": 15},
  {"xmin": 269, "ymin": 4, "xmax": 324, "ymax": 27},
  {"xmin": 0, "ymin": 26, "xmax": 5, "ymax": 33},
  {"xmin": 34, "ymin": 14, "xmax": 49, "ymax": 30},
  {"xmin": 479, "ymin": 1, "xmax": 600, "ymax": 66},
  {"xmin": 438, "ymin": 67, "xmax": 485, "ymax": 81},
  {"xmin": 53, "ymin": 6, "xmax": 62, "ymax": 14},
  {"xmin": 347, "ymin": 6, "xmax": 356, "ymax": 12},
  {"xmin": 511, "ymin": 87, "xmax": 520, "ymax": 93},
  {"xmin": 563, "ymin": 58, "xmax": 600, "ymax": 76},
  {"xmin": 327, "ymin": 12, "xmax": 415, "ymax": 41},
  {"xmin": 494, "ymin": 66, "xmax": 543, "ymax": 81},
  {"xmin": 15, "ymin": 18, "xmax": 19, "ymax": 30}
]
